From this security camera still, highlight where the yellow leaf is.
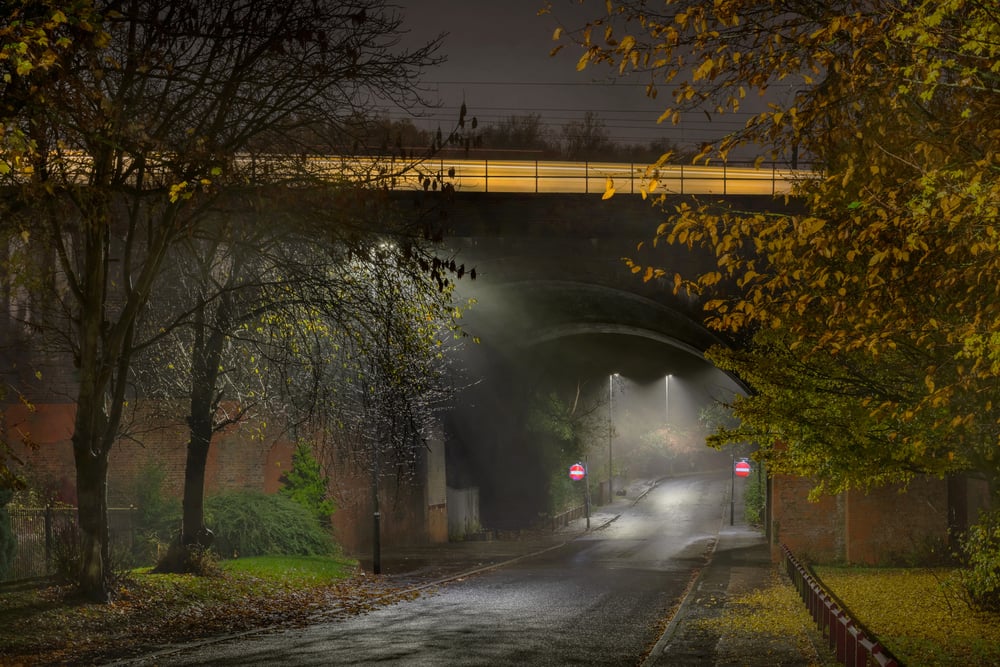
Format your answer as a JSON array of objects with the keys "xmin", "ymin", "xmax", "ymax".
[
  {"xmin": 602, "ymin": 177, "xmax": 616, "ymax": 199},
  {"xmin": 694, "ymin": 58, "xmax": 715, "ymax": 80},
  {"xmin": 552, "ymin": 27, "xmax": 563, "ymax": 41}
]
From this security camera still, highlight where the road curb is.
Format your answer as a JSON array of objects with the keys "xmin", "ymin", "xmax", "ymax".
[{"xmin": 639, "ymin": 484, "xmax": 728, "ymax": 666}]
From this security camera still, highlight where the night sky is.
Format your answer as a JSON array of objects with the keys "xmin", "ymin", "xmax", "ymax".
[{"xmin": 393, "ymin": 0, "xmax": 710, "ymax": 151}]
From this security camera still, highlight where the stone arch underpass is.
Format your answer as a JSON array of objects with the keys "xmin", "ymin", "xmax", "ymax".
[
  {"xmin": 437, "ymin": 192, "xmax": 794, "ymax": 381},
  {"xmin": 436, "ymin": 192, "xmax": 793, "ymax": 529}
]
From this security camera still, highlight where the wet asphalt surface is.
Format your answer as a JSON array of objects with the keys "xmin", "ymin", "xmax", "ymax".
[
  {"xmin": 123, "ymin": 474, "xmax": 722, "ymax": 666},
  {"xmin": 117, "ymin": 471, "xmax": 823, "ymax": 666}
]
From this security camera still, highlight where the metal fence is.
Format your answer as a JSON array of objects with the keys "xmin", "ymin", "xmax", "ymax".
[
  {"xmin": 549, "ymin": 505, "xmax": 587, "ymax": 531},
  {"xmin": 304, "ymin": 156, "xmax": 812, "ymax": 196},
  {"xmin": 782, "ymin": 544, "xmax": 900, "ymax": 667},
  {"xmin": 3, "ymin": 506, "xmax": 139, "ymax": 583}
]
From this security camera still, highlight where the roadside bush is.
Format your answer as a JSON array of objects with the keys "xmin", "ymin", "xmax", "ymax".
[
  {"xmin": 957, "ymin": 509, "xmax": 1000, "ymax": 612},
  {"xmin": 50, "ymin": 522, "xmax": 82, "ymax": 585},
  {"xmin": 205, "ymin": 491, "xmax": 336, "ymax": 559},
  {"xmin": 548, "ymin": 466, "xmax": 586, "ymax": 515},
  {"xmin": 279, "ymin": 442, "xmax": 336, "ymax": 527},
  {"xmin": 133, "ymin": 464, "xmax": 181, "ymax": 564},
  {"xmin": 743, "ymin": 463, "xmax": 766, "ymax": 526}
]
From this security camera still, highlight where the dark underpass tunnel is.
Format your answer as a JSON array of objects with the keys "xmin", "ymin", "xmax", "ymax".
[{"xmin": 443, "ymin": 330, "xmax": 744, "ymax": 532}]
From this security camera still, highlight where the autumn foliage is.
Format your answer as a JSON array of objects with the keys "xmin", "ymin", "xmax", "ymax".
[{"xmin": 555, "ymin": 0, "xmax": 1000, "ymax": 494}]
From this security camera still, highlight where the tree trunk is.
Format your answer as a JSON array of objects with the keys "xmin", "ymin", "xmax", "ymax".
[
  {"xmin": 71, "ymin": 196, "xmax": 114, "ymax": 602},
  {"xmin": 72, "ymin": 418, "xmax": 111, "ymax": 602},
  {"xmin": 174, "ymin": 290, "xmax": 233, "ymax": 566},
  {"xmin": 181, "ymin": 415, "xmax": 214, "ymax": 549}
]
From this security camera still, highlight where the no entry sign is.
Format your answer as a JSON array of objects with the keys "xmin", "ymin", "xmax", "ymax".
[
  {"xmin": 569, "ymin": 463, "xmax": 586, "ymax": 481},
  {"xmin": 735, "ymin": 460, "xmax": 752, "ymax": 478}
]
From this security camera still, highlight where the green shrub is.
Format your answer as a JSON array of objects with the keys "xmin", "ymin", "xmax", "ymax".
[
  {"xmin": 957, "ymin": 509, "xmax": 1000, "ymax": 612},
  {"xmin": 279, "ymin": 442, "xmax": 335, "ymax": 527},
  {"xmin": 547, "ymin": 466, "xmax": 580, "ymax": 515},
  {"xmin": 205, "ymin": 490, "xmax": 335, "ymax": 559},
  {"xmin": 132, "ymin": 464, "xmax": 181, "ymax": 563},
  {"xmin": 743, "ymin": 464, "xmax": 766, "ymax": 526}
]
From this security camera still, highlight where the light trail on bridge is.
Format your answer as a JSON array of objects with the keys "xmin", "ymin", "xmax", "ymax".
[
  {"xmin": 29, "ymin": 153, "xmax": 811, "ymax": 197},
  {"xmin": 324, "ymin": 157, "xmax": 812, "ymax": 196}
]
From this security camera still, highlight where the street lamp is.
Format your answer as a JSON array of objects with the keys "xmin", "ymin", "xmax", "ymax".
[
  {"xmin": 664, "ymin": 374, "xmax": 671, "ymax": 426},
  {"xmin": 664, "ymin": 374, "xmax": 672, "ymax": 474},
  {"xmin": 609, "ymin": 373, "xmax": 618, "ymax": 501}
]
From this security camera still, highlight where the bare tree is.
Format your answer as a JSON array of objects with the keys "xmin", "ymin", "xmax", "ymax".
[
  {"xmin": 560, "ymin": 112, "xmax": 613, "ymax": 161},
  {"xmin": 480, "ymin": 114, "xmax": 552, "ymax": 154},
  {"xmin": 0, "ymin": 0, "xmax": 443, "ymax": 601}
]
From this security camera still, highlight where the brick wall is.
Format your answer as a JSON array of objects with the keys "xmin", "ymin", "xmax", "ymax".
[
  {"xmin": 845, "ymin": 477, "xmax": 949, "ymax": 564},
  {"xmin": 6, "ymin": 400, "xmax": 437, "ymax": 557},
  {"xmin": 326, "ymin": 455, "xmax": 430, "ymax": 554},
  {"xmin": 771, "ymin": 473, "xmax": 844, "ymax": 562},
  {"xmin": 772, "ymin": 473, "xmax": 952, "ymax": 565},
  {"xmin": 5, "ymin": 402, "xmax": 78, "ymax": 503}
]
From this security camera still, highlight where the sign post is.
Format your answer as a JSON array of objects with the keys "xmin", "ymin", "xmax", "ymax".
[
  {"xmin": 569, "ymin": 461, "xmax": 590, "ymax": 529},
  {"xmin": 731, "ymin": 457, "xmax": 752, "ymax": 526},
  {"xmin": 730, "ymin": 451, "xmax": 735, "ymax": 526}
]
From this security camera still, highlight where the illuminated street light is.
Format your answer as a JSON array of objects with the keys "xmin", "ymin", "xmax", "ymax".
[
  {"xmin": 664, "ymin": 374, "xmax": 672, "ymax": 475},
  {"xmin": 665, "ymin": 374, "xmax": 671, "ymax": 428}
]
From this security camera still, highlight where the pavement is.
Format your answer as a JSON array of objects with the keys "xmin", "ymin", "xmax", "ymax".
[{"xmin": 369, "ymin": 478, "xmax": 834, "ymax": 666}]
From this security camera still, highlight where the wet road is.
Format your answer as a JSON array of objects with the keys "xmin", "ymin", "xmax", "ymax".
[{"xmin": 140, "ymin": 472, "xmax": 729, "ymax": 666}]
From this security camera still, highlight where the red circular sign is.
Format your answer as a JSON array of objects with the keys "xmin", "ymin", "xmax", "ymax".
[
  {"xmin": 569, "ymin": 463, "xmax": 586, "ymax": 481},
  {"xmin": 735, "ymin": 460, "xmax": 752, "ymax": 477}
]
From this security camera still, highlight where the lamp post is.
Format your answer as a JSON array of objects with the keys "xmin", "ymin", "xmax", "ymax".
[
  {"xmin": 664, "ymin": 374, "xmax": 671, "ymax": 426},
  {"xmin": 664, "ymin": 374, "xmax": 672, "ymax": 474},
  {"xmin": 608, "ymin": 373, "xmax": 618, "ymax": 501}
]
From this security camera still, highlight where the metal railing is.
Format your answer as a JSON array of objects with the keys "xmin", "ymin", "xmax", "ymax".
[
  {"xmin": 329, "ymin": 157, "xmax": 812, "ymax": 196},
  {"xmin": 10, "ymin": 152, "xmax": 813, "ymax": 197},
  {"xmin": 2, "ymin": 506, "xmax": 138, "ymax": 583},
  {"xmin": 548, "ymin": 505, "xmax": 588, "ymax": 531},
  {"xmin": 782, "ymin": 544, "xmax": 900, "ymax": 667}
]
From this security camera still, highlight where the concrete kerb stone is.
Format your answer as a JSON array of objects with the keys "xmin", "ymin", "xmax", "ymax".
[{"xmin": 639, "ymin": 496, "xmax": 726, "ymax": 667}]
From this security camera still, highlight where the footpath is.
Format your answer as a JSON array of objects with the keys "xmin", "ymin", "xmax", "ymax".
[{"xmin": 375, "ymin": 478, "xmax": 834, "ymax": 667}]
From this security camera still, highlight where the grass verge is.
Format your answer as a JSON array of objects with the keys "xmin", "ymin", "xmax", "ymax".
[
  {"xmin": 0, "ymin": 554, "xmax": 418, "ymax": 665},
  {"xmin": 813, "ymin": 566, "xmax": 1000, "ymax": 666}
]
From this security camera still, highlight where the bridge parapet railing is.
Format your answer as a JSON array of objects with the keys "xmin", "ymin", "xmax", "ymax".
[
  {"xmin": 782, "ymin": 544, "xmax": 900, "ymax": 667},
  {"xmin": 409, "ymin": 159, "xmax": 810, "ymax": 196},
  {"xmin": 6, "ymin": 153, "xmax": 811, "ymax": 196},
  {"xmin": 315, "ymin": 156, "xmax": 812, "ymax": 196}
]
